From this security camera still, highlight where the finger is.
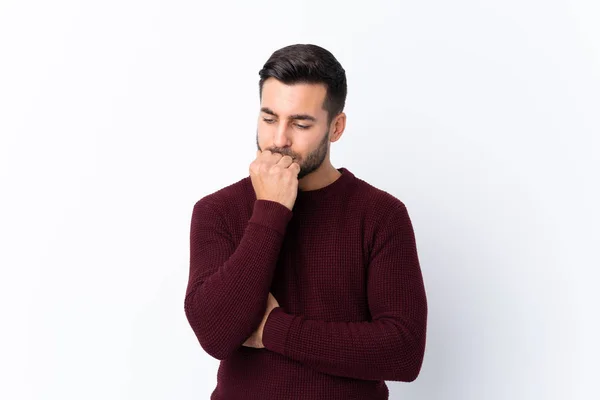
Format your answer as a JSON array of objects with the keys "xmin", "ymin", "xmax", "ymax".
[
  {"xmin": 276, "ymin": 155, "xmax": 294, "ymax": 167},
  {"xmin": 267, "ymin": 151, "xmax": 283, "ymax": 165},
  {"xmin": 290, "ymin": 162, "xmax": 301, "ymax": 174},
  {"xmin": 261, "ymin": 149, "xmax": 276, "ymax": 161}
]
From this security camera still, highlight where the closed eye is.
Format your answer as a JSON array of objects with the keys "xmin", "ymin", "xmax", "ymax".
[{"xmin": 262, "ymin": 117, "xmax": 310, "ymax": 129}]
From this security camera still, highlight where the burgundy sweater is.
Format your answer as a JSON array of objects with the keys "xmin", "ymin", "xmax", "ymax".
[{"xmin": 184, "ymin": 167, "xmax": 427, "ymax": 400}]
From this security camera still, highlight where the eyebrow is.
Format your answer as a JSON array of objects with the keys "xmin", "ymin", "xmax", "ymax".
[{"xmin": 261, "ymin": 107, "xmax": 317, "ymax": 122}]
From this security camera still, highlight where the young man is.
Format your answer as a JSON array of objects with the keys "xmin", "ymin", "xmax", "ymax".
[{"xmin": 184, "ymin": 44, "xmax": 428, "ymax": 400}]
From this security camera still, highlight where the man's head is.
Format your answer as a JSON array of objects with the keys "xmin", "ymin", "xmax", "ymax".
[{"xmin": 255, "ymin": 44, "xmax": 347, "ymax": 180}]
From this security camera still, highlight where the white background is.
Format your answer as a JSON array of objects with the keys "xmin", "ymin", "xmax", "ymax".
[{"xmin": 1, "ymin": 1, "xmax": 598, "ymax": 399}]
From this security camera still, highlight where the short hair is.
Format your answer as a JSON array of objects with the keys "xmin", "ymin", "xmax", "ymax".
[{"xmin": 258, "ymin": 44, "xmax": 347, "ymax": 125}]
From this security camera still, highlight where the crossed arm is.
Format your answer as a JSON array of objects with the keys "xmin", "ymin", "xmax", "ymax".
[
  {"xmin": 262, "ymin": 203, "xmax": 427, "ymax": 381},
  {"xmin": 185, "ymin": 198, "xmax": 427, "ymax": 381}
]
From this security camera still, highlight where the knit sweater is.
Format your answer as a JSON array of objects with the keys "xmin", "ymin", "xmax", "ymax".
[{"xmin": 184, "ymin": 167, "xmax": 427, "ymax": 400}]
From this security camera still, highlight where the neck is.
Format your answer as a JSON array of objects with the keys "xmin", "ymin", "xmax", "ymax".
[{"xmin": 298, "ymin": 161, "xmax": 342, "ymax": 191}]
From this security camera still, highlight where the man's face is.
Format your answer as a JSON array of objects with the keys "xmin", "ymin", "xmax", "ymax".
[{"xmin": 256, "ymin": 77, "xmax": 331, "ymax": 180}]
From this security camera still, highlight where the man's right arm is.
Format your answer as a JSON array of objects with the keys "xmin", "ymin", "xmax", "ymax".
[{"xmin": 183, "ymin": 197, "xmax": 292, "ymax": 360}]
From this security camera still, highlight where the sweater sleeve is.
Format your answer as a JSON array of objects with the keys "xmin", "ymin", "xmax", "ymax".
[
  {"xmin": 184, "ymin": 197, "xmax": 292, "ymax": 360},
  {"xmin": 262, "ymin": 203, "xmax": 427, "ymax": 381}
]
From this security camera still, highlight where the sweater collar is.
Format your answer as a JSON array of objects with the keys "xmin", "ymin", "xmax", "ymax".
[{"xmin": 295, "ymin": 167, "xmax": 355, "ymax": 202}]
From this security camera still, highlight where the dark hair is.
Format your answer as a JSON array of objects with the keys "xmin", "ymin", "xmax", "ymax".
[{"xmin": 258, "ymin": 44, "xmax": 347, "ymax": 125}]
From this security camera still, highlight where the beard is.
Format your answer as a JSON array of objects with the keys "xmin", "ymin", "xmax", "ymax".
[{"xmin": 256, "ymin": 129, "xmax": 330, "ymax": 180}]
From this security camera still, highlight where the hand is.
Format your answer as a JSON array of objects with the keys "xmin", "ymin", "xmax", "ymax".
[
  {"xmin": 243, "ymin": 292, "xmax": 280, "ymax": 349},
  {"xmin": 249, "ymin": 149, "xmax": 301, "ymax": 211}
]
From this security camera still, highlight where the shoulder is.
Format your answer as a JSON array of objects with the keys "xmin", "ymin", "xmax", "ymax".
[
  {"xmin": 346, "ymin": 171, "xmax": 415, "ymax": 241},
  {"xmin": 348, "ymin": 175, "xmax": 417, "ymax": 253},
  {"xmin": 192, "ymin": 175, "xmax": 254, "ymax": 217},
  {"xmin": 350, "ymin": 173, "xmax": 407, "ymax": 218}
]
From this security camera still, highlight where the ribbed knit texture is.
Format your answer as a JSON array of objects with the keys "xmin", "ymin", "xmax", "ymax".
[{"xmin": 184, "ymin": 167, "xmax": 428, "ymax": 400}]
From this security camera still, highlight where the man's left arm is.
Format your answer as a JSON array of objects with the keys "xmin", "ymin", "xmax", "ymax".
[{"xmin": 262, "ymin": 203, "xmax": 428, "ymax": 382}]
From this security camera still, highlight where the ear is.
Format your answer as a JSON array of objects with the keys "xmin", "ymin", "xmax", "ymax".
[{"xmin": 330, "ymin": 112, "xmax": 346, "ymax": 143}]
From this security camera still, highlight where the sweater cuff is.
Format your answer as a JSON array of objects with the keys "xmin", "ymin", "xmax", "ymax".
[
  {"xmin": 262, "ymin": 307, "xmax": 295, "ymax": 355},
  {"xmin": 248, "ymin": 200, "xmax": 293, "ymax": 236}
]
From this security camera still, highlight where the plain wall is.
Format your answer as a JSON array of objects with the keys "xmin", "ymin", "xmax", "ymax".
[{"xmin": 1, "ymin": 0, "xmax": 598, "ymax": 399}]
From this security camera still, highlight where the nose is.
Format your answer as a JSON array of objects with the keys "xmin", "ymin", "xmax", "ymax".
[{"xmin": 273, "ymin": 124, "xmax": 292, "ymax": 148}]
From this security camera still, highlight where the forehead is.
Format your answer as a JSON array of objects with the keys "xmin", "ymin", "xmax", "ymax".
[{"xmin": 261, "ymin": 78, "xmax": 327, "ymax": 117}]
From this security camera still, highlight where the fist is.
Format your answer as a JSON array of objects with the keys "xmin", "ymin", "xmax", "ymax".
[{"xmin": 249, "ymin": 149, "xmax": 301, "ymax": 211}]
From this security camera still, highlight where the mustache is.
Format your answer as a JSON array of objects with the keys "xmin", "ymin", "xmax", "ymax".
[
  {"xmin": 265, "ymin": 147, "xmax": 301, "ymax": 162},
  {"xmin": 256, "ymin": 132, "xmax": 300, "ymax": 161}
]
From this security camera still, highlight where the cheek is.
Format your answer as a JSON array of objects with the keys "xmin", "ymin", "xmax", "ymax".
[
  {"xmin": 256, "ymin": 125, "xmax": 267, "ymax": 141},
  {"xmin": 293, "ymin": 137, "xmax": 314, "ymax": 153},
  {"xmin": 257, "ymin": 122, "xmax": 275, "ymax": 138},
  {"xmin": 257, "ymin": 131, "xmax": 270, "ymax": 148}
]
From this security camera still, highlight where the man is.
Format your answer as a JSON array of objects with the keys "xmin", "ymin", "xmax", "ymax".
[{"xmin": 184, "ymin": 44, "xmax": 428, "ymax": 400}]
